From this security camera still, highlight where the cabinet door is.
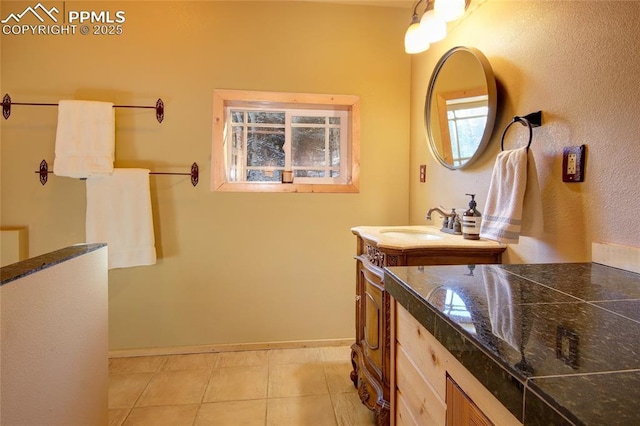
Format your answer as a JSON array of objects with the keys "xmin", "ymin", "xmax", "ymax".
[
  {"xmin": 362, "ymin": 266, "xmax": 384, "ymax": 377},
  {"xmin": 446, "ymin": 374, "xmax": 493, "ymax": 426}
]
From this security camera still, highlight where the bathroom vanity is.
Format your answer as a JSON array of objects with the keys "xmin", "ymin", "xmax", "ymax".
[
  {"xmin": 350, "ymin": 226, "xmax": 505, "ymax": 425},
  {"xmin": 385, "ymin": 262, "xmax": 640, "ymax": 425}
]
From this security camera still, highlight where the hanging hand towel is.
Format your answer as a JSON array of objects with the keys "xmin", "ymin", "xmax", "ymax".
[
  {"xmin": 53, "ymin": 100, "xmax": 115, "ymax": 178},
  {"xmin": 86, "ymin": 169, "xmax": 156, "ymax": 269},
  {"xmin": 479, "ymin": 147, "xmax": 543, "ymax": 244}
]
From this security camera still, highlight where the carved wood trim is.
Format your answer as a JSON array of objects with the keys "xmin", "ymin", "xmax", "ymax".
[
  {"xmin": 358, "ymin": 379, "xmax": 370, "ymax": 404},
  {"xmin": 386, "ymin": 255, "xmax": 399, "ymax": 266},
  {"xmin": 375, "ymin": 404, "xmax": 390, "ymax": 426},
  {"xmin": 350, "ymin": 347, "xmax": 359, "ymax": 388},
  {"xmin": 366, "ymin": 244, "xmax": 385, "ymax": 267}
]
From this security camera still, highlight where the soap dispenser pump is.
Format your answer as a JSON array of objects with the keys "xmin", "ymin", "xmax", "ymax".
[{"xmin": 462, "ymin": 194, "xmax": 482, "ymax": 240}]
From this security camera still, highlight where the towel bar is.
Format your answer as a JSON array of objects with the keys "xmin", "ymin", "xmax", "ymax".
[
  {"xmin": 500, "ymin": 111, "xmax": 542, "ymax": 151},
  {"xmin": 34, "ymin": 160, "xmax": 199, "ymax": 186},
  {"xmin": 2, "ymin": 93, "xmax": 164, "ymax": 123}
]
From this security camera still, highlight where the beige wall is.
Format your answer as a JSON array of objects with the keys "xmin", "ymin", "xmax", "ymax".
[
  {"xmin": 0, "ymin": 227, "xmax": 28, "ymax": 267},
  {"xmin": 1, "ymin": 247, "xmax": 108, "ymax": 425},
  {"xmin": 8, "ymin": 0, "xmax": 634, "ymax": 352},
  {"xmin": 0, "ymin": 1, "xmax": 411, "ymax": 350},
  {"xmin": 410, "ymin": 0, "xmax": 640, "ymax": 263}
]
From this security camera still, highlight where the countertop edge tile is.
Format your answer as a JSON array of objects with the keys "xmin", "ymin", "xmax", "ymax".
[
  {"xmin": 524, "ymin": 379, "xmax": 584, "ymax": 426},
  {"xmin": 1, "ymin": 243, "xmax": 107, "ymax": 285}
]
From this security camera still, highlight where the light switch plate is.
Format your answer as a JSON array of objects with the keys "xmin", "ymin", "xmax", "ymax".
[
  {"xmin": 562, "ymin": 145, "xmax": 586, "ymax": 182},
  {"xmin": 419, "ymin": 165, "xmax": 426, "ymax": 183}
]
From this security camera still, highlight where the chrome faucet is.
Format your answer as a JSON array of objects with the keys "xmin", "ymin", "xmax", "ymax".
[
  {"xmin": 426, "ymin": 207, "xmax": 462, "ymax": 235},
  {"xmin": 425, "ymin": 207, "xmax": 453, "ymax": 221}
]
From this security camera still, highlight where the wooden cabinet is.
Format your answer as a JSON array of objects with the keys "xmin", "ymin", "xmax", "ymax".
[
  {"xmin": 350, "ymin": 229, "xmax": 505, "ymax": 426},
  {"xmin": 391, "ymin": 301, "xmax": 521, "ymax": 426},
  {"xmin": 351, "ymin": 256, "xmax": 390, "ymax": 424},
  {"xmin": 446, "ymin": 374, "xmax": 493, "ymax": 426}
]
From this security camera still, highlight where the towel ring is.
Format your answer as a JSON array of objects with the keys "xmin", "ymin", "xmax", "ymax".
[{"xmin": 500, "ymin": 111, "xmax": 542, "ymax": 151}]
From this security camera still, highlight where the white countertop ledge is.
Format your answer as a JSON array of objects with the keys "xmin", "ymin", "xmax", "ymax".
[{"xmin": 351, "ymin": 225, "xmax": 506, "ymax": 250}]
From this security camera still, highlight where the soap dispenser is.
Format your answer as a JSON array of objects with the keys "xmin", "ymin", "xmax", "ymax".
[{"xmin": 462, "ymin": 194, "xmax": 482, "ymax": 240}]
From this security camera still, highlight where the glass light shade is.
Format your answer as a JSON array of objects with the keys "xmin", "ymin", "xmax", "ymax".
[
  {"xmin": 404, "ymin": 20, "xmax": 430, "ymax": 54},
  {"xmin": 434, "ymin": 0, "xmax": 466, "ymax": 22},
  {"xmin": 420, "ymin": 10, "xmax": 447, "ymax": 43}
]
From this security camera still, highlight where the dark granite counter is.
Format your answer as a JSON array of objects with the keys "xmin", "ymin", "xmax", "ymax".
[
  {"xmin": 385, "ymin": 263, "xmax": 640, "ymax": 426},
  {"xmin": 1, "ymin": 244, "xmax": 106, "ymax": 286}
]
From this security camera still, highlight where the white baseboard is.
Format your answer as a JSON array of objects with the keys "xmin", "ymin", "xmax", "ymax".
[
  {"xmin": 592, "ymin": 242, "xmax": 640, "ymax": 274},
  {"xmin": 109, "ymin": 338, "xmax": 355, "ymax": 359}
]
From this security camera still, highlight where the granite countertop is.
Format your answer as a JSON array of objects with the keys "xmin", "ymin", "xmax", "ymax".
[
  {"xmin": 1, "ymin": 243, "xmax": 106, "ymax": 286},
  {"xmin": 385, "ymin": 263, "xmax": 640, "ymax": 425}
]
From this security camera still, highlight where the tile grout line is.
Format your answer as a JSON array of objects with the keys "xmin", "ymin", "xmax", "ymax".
[
  {"xmin": 119, "ymin": 356, "xmax": 168, "ymax": 426},
  {"xmin": 192, "ymin": 356, "xmax": 219, "ymax": 426},
  {"xmin": 321, "ymin": 349, "xmax": 342, "ymax": 426},
  {"xmin": 265, "ymin": 349, "xmax": 271, "ymax": 426}
]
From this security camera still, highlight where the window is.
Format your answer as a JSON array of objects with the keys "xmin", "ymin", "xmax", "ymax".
[
  {"xmin": 212, "ymin": 90, "xmax": 360, "ymax": 193},
  {"xmin": 445, "ymin": 95, "xmax": 488, "ymax": 167},
  {"xmin": 436, "ymin": 88, "xmax": 488, "ymax": 167}
]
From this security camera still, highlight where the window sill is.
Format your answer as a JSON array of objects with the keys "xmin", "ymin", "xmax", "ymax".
[{"xmin": 213, "ymin": 182, "xmax": 359, "ymax": 193}]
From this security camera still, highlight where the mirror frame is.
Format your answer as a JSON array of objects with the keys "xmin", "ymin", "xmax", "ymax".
[{"xmin": 425, "ymin": 46, "xmax": 497, "ymax": 170}]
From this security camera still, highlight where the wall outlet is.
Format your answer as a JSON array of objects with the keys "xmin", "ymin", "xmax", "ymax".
[
  {"xmin": 567, "ymin": 154, "xmax": 577, "ymax": 174},
  {"xmin": 562, "ymin": 145, "xmax": 586, "ymax": 182},
  {"xmin": 419, "ymin": 165, "xmax": 426, "ymax": 183}
]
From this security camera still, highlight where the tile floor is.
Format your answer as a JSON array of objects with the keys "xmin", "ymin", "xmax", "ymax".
[{"xmin": 108, "ymin": 345, "xmax": 376, "ymax": 426}]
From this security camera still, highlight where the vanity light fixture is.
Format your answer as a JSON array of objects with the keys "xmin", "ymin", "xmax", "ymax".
[
  {"xmin": 404, "ymin": 2, "xmax": 430, "ymax": 54},
  {"xmin": 421, "ymin": 9, "xmax": 447, "ymax": 43},
  {"xmin": 435, "ymin": 0, "xmax": 467, "ymax": 22},
  {"xmin": 404, "ymin": 0, "xmax": 470, "ymax": 54}
]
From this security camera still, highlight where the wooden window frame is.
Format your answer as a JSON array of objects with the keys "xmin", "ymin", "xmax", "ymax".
[
  {"xmin": 211, "ymin": 89, "xmax": 360, "ymax": 193},
  {"xmin": 436, "ymin": 87, "xmax": 487, "ymax": 167}
]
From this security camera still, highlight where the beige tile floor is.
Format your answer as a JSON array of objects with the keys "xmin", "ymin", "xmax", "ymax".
[{"xmin": 108, "ymin": 345, "xmax": 376, "ymax": 426}]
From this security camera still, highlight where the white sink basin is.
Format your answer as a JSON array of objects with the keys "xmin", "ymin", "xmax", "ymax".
[
  {"xmin": 352, "ymin": 225, "xmax": 505, "ymax": 250},
  {"xmin": 378, "ymin": 228, "xmax": 444, "ymax": 241}
]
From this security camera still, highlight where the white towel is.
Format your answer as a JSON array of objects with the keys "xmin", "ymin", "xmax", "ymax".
[
  {"xmin": 86, "ymin": 169, "xmax": 156, "ymax": 269},
  {"xmin": 53, "ymin": 100, "xmax": 115, "ymax": 178},
  {"xmin": 479, "ymin": 147, "xmax": 543, "ymax": 244}
]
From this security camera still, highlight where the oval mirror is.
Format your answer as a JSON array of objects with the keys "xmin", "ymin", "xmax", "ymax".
[{"xmin": 425, "ymin": 46, "xmax": 497, "ymax": 170}]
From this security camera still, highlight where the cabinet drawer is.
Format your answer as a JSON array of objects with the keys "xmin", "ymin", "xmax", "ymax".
[
  {"xmin": 360, "ymin": 257, "xmax": 383, "ymax": 284},
  {"xmin": 396, "ymin": 301, "xmax": 448, "ymax": 402},
  {"xmin": 395, "ymin": 344, "xmax": 446, "ymax": 426}
]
